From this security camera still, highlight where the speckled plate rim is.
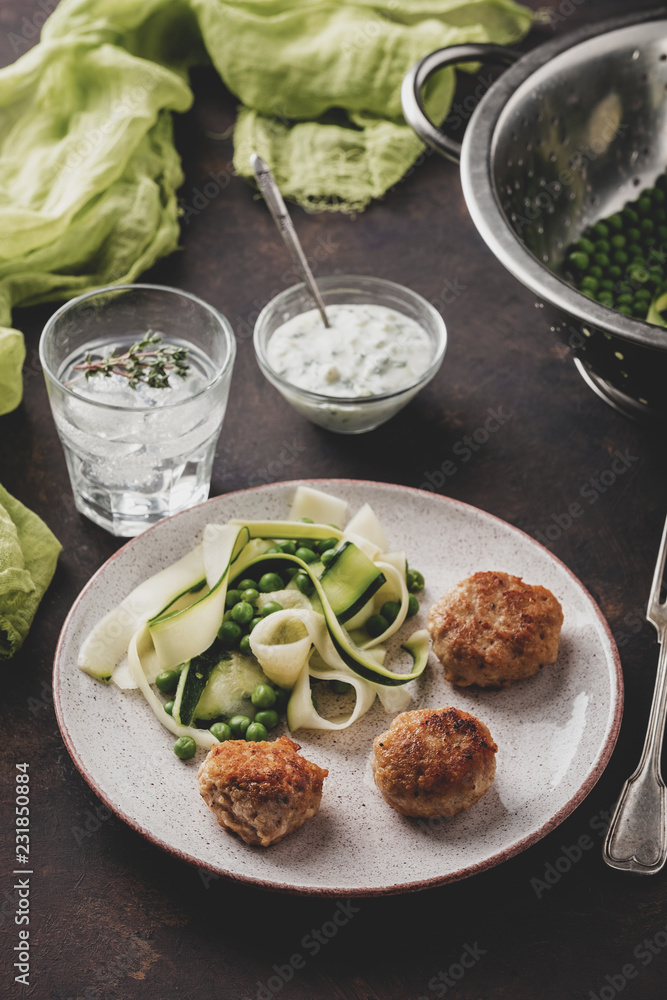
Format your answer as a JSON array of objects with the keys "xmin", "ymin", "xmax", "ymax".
[{"xmin": 53, "ymin": 479, "xmax": 624, "ymax": 896}]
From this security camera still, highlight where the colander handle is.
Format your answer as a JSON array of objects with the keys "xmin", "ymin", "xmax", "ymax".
[{"xmin": 401, "ymin": 44, "xmax": 520, "ymax": 164}]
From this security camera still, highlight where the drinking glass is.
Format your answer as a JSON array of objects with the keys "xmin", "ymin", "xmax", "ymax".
[{"xmin": 40, "ymin": 284, "xmax": 236, "ymax": 537}]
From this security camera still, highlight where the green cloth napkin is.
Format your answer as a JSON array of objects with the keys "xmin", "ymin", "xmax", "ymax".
[
  {"xmin": 0, "ymin": 484, "xmax": 61, "ymax": 659},
  {"xmin": 0, "ymin": 0, "xmax": 533, "ymax": 413}
]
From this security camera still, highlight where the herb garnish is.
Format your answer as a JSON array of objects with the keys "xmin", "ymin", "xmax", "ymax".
[{"xmin": 66, "ymin": 331, "xmax": 190, "ymax": 390}]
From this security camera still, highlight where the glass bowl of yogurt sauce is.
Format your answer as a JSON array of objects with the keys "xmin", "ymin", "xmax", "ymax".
[{"xmin": 253, "ymin": 274, "xmax": 447, "ymax": 433}]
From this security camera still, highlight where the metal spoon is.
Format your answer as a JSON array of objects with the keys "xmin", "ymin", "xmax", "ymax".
[
  {"xmin": 603, "ymin": 509, "xmax": 667, "ymax": 874},
  {"xmin": 250, "ymin": 154, "xmax": 330, "ymax": 328}
]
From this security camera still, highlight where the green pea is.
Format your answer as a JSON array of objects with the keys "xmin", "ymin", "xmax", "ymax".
[
  {"xmin": 617, "ymin": 305, "xmax": 633, "ymax": 315},
  {"xmin": 623, "ymin": 207, "xmax": 639, "ymax": 224},
  {"xmin": 260, "ymin": 600, "xmax": 283, "ymax": 617},
  {"xmin": 610, "ymin": 234, "xmax": 626, "ymax": 249},
  {"xmin": 254, "ymin": 709, "xmax": 279, "ymax": 730},
  {"xmin": 639, "ymin": 197, "xmax": 651, "ymax": 214},
  {"xmin": 599, "ymin": 279, "xmax": 615, "ymax": 291},
  {"xmin": 163, "ymin": 700, "xmax": 174, "ymax": 715},
  {"xmin": 320, "ymin": 549, "xmax": 337, "ymax": 568},
  {"xmin": 626, "ymin": 227, "xmax": 641, "ymax": 242},
  {"xmin": 655, "ymin": 208, "xmax": 666, "ymax": 223},
  {"xmin": 225, "ymin": 589, "xmax": 242, "ymax": 608},
  {"xmin": 210, "ymin": 722, "xmax": 232, "ymax": 742},
  {"xmin": 613, "ymin": 251, "xmax": 628, "ymax": 265},
  {"xmin": 645, "ymin": 237, "xmax": 657, "ymax": 248},
  {"xmin": 245, "ymin": 722, "xmax": 268, "ymax": 742},
  {"xmin": 299, "ymin": 517, "xmax": 314, "ymax": 523},
  {"xmin": 283, "ymin": 565, "xmax": 299, "ymax": 580},
  {"xmin": 607, "ymin": 213, "xmax": 623, "ymax": 231},
  {"xmin": 155, "ymin": 669, "xmax": 179, "ymax": 694},
  {"xmin": 241, "ymin": 588, "xmax": 259, "ymax": 605},
  {"xmin": 407, "ymin": 594, "xmax": 420, "ymax": 617},
  {"xmin": 595, "ymin": 239, "xmax": 610, "ymax": 254},
  {"xmin": 641, "ymin": 218, "xmax": 654, "ymax": 233},
  {"xmin": 568, "ymin": 251, "xmax": 589, "ymax": 270},
  {"xmin": 654, "ymin": 188, "xmax": 665, "ymax": 203},
  {"xmin": 366, "ymin": 613, "xmax": 389, "ymax": 638},
  {"xmin": 331, "ymin": 680, "xmax": 352, "ymax": 695},
  {"xmin": 607, "ymin": 265, "xmax": 622, "ymax": 279},
  {"xmin": 264, "ymin": 546, "xmax": 281, "ymax": 554},
  {"xmin": 237, "ymin": 578, "xmax": 257, "ymax": 592},
  {"xmin": 278, "ymin": 540, "xmax": 297, "ymax": 555},
  {"xmin": 273, "ymin": 687, "xmax": 290, "ymax": 711},
  {"xmin": 632, "ymin": 300, "xmax": 648, "ymax": 317},
  {"xmin": 616, "ymin": 293, "xmax": 633, "ymax": 305},
  {"xmin": 295, "ymin": 546, "xmax": 318, "ymax": 564},
  {"xmin": 635, "ymin": 288, "xmax": 652, "ymax": 300},
  {"xmin": 295, "ymin": 573, "xmax": 314, "ymax": 595},
  {"xmin": 593, "ymin": 222, "xmax": 609, "ymax": 238},
  {"xmin": 248, "ymin": 616, "xmax": 263, "ymax": 632},
  {"xmin": 231, "ymin": 601, "xmax": 254, "ymax": 625},
  {"xmin": 578, "ymin": 238, "xmax": 595, "ymax": 255},
  {"xmin": 173, "ymin": 737, "xmax": 196, "ymax": 760},
  {"xmin": 407, "ymin": 568, "xmax": 425, "ymax": 593},
  {"xmin": 228, "ymin": 715, "xmax": 251, "ymax": 737},
  {"xmin": 594, "ymin": 253, "xmax": 610, "ymax": 267},
  {"xmin": 658, "ymin": 226, "xmax": 667, "ymax": 240},
  {"xmin": 381, "ymin": 600, "xmax": 401, "ymax": 623},
  {"xmin": 316, "ymin": 537, "xmax": 339, "ymax": 554},
  {"xmin": 239, "ymin": 635, "xmax": 253, "ymax": 656},
  {"xmin": 589, "ymin": 266, "xmax": 603, "ymax": 278},
  {"xmin": 259, "ymin": 572, "xmax": 284, "ymax": 593},
  {"xmin": 217, "ymin": 621, "xmax": 242, "ymax": 647},
  {"xmin": 251, "ymin": 684, "xmax": 277, "ymax": 709}
]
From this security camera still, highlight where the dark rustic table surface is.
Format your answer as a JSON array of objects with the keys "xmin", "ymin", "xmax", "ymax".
[{"xmin": 2, "ymin": 1, "xmax": 667, "ymax": 998}]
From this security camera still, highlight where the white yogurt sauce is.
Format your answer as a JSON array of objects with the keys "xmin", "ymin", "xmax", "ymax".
[{"xmin": 266, "ymin": 303, "xmax": 432, "ymax": 398}]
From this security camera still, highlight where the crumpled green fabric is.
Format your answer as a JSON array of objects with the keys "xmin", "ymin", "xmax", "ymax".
[
  {"xmin": 0, "ymin": 0, "xmax": 532, "ymax": 413},
  {"xmin": 0, "ymin": 484, "xmax": 61, "ymax": 659}
]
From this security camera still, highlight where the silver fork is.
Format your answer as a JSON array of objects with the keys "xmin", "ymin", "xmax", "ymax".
[{"xmin": 603, "ymin": 511, "xmax": 667, "ymax": 874}]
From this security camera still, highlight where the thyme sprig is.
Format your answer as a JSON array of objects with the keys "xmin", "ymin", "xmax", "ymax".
[{"xmin": 67, "ymin": 331, "xmax": 190, "ymax": 390}]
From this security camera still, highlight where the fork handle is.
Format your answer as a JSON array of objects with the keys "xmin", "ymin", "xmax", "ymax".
[{"xmin": 603, "ymin": 634, "xmax": 667, "ymax": 874}]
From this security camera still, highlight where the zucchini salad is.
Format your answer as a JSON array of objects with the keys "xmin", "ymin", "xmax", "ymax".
[{"xmin": 78, "ymin": 486, "xmax": 429, "ymax": 757}]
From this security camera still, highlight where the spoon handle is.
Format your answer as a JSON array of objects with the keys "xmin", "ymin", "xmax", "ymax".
[{"xmin": 251, "ymin": 154, "xmax": 330, "ymax": 328}]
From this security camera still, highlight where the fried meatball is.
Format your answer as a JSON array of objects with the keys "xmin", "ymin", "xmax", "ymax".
[
  {"xmin": 371, "ymin": 708, "xmax": 497, "ymax": 818},
  {"xmin": 427, "ymin": 571, "xmax": 563, "ymax": 688},
  {"xmin": 197, "ymin": 736, "xmax": 328, "ymax": 847}
]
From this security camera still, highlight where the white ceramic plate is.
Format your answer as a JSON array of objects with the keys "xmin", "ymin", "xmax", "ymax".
[{"xmin": 53, "ymin": 480, "xmax": 623, "ymax": 895}]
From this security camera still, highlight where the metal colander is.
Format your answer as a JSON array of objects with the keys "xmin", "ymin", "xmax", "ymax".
[{"xmin": 402, "ymin": 8, "xmax": 667, "ymax": 421}]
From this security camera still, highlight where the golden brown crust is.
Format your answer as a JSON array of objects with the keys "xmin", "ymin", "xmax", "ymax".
[
  {"xmin": 427, "ymin": 571, "xmax": 563, "ymax": 688},
  {"xmin": 371, "ymin": 707, "xmax": 497, "ymax": 818},
  {"xmin": 197, "ymin": 736, "xmax": 328, "ymax": 846}
]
